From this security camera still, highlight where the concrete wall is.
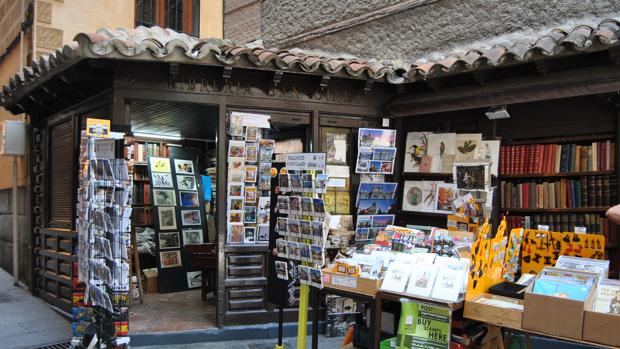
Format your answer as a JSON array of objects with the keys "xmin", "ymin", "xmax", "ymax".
[
  {"xmin": 259, "ymin": 0, "xmax": 620, "ymax": 62},
  {"xmin": 0, "ymin": 187, "xmax": 31, "ymax": 285}
]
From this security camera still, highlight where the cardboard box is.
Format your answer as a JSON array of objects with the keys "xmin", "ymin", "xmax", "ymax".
[
  {"xmin": 464, "ymin": 293, "xmax": 524, "ymax": 330},
  {"xmin": 142, "ymin": 268, "xmax": 158, "ymax": 293},
  {"xmin": 582, "ymin": 285, "xmax": 620, "ymax": 347},
  {"xmin": 522, "ymin": 269, "xmax": 597, "ymax": 340},
  {"xmin": 322, "ymin": 267, "xmax": 382, "ymax": 297}
]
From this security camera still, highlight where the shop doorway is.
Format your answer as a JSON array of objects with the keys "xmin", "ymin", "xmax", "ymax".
[{"xmin": 126, "ymin": 100, "xmax": 218, "ymax": 333}]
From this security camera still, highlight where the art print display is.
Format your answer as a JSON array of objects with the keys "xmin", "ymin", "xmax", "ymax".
[
  {"xmin": 186, "ymin": 271, "xmax": 202, "ymax": 289},
  {"xmin": 358, "ymin": 182, "xmax": 397, "ymax": 201},
  {"xmin": 174, "ymin": 159, "xmax": 195, "ymax": 174},
  {"xmin": 474, "ymin": 140, "xmax": 501, "ymax": 177},
  {"xmin": 358, "ymin": 128, "xmax": 397, "ymax": 148},
  {"xmin": 258, "ymin": 139, "xmax": 275, "ymax": 162},
  {"xmin": 435, "ymin": 183, "xmax": 456, "ymax": 214},
  {"xmin": 160, "ymin": 250, "xmax": 182, "ymax": 268},
  {"xmin": 179, "ymin": 191, "xmax": 200, "ymax": 207},
  {"xmin": 427, "ymin": 133, "xmax": 456, "ymax": 173},
  {"xmin": 404, "ymin": 132, "xmax": 432, "ymax": 172},
  {"xmin": 228, "ymin": 223, "xmax": 244, "ymax": 243},
  {"xmin": 157, "ymin": 207, "xmax": 177, "ymax": 230},
  {"xmin": 180, "ymin": 209, "xmax": 201, "ymax": 225},
  {"xmin": 245, "ymin": 126, "xmax": 258, "ymax": 142},
  {"xmin": 158, "ymin": 232, "xmax": 180, "ymax": 249},
  {"xmin": 454, "ymin": 161, "xmax": 490, "ymax": 191},
  {"xmin": 176, "ymin": 175, "xmax": 197, "ymax": 190},
  {"xmin": 182, "ymin": 229, "xmax": 203, "ymax": 245},
  {"xmin": 401, "ymin": 181, "xmax": 436, "ymax": 213},
  {"xmin": 228, "ymin": 140, "xmax": 246, "ymax": 158},
  {"xmin": 153, "ymin": 189, "xmax": 177, "ymax": 206},
  {"xmin": 152, "ymin": 172, "xmax": 174, "ymax": 188},
  {"xmin": 149, "ymin": 157, "xmax": 171, "ymax": 173},
  {"xmin": 244, "ymin": 227, "xmax": 256, "ymax": 243},
  {"xmin": 455, "ymin": 134, "xmax": 482, "ymax": 161}
]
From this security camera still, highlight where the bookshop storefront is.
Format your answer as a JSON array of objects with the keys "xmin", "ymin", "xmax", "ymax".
[{"xmin": 3, "ymin": 24, "xmax": 620, "ymax": 349}]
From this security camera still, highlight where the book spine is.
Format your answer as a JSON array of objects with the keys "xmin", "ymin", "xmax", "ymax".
[
  {"xmin": 596, "ymin": 176, "xmax": 603, "ymax": 207},
  {"xmin": 603, "ymin": 175, "xmax": 611, "ymax": 207},
  {"xmin": 581, "ymin": 176, "xmax": 588, "ymax": 207}
]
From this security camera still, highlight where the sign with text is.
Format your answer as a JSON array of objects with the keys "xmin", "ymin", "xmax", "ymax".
[
  {"xmin": 398, "ymin": 301, "xmax": 451, "ymax": 349},
  {"xmin": 285, "ymin": 153, "xmax": 326, "ymax": 171},
  {"xmin": 86, "ymin": 118, "xmax": 110, "ymax": 138}
]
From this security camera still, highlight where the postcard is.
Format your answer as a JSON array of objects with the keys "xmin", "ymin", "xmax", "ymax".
[
  {"xmin": 275, "ymin": 261, "xmax": 289, "ymax": 280},
  {"xmin": 160, "ymin": 250, "xmax": 182, "ymax": 268},
  {"xmin": 244, "ymin": 227, "xmax": 256, "ymax": 244},
  {"xmin": 245, "ymin": 142, "xmax": 258, "ymax": 163},
  {"xmin": 431, "ymin": 268, "xmax": 466, "ymax": 302},
  {"xmin": 258, "ymin": 162, "xmax": 271, "ymax": 176},
  {"xmin": 288, "ymin": 219, "xmax": 300, "ymax": 237},
  {"xmin": 593, "ymin": 279, "xmax": 620, "ymax": 314},
  {"xmin": 427, "ymin": 133, "xmax": 456, "ymax": 173},
  {"xmin": 245, "ymin": 166, "xmax": 257, "ymax": 183},
  {"xmin": 177, "ymin": 175, "xmax": 197, "ymax": 190},
  {"xmin": 358, "ymin": 182, "xmax": 397, "ymax": 201},
  {"xmin": 358, "ymin": 128, "xmax": 396, "ymax": 148},
  {"xmin": 179, "ymin": 191, "xmax": 200, "ymax": 207},
  {"xmin": 228, "ymin": 140, "xmax": 246, "ymax": 158},
  {"xmin": 310, "ymin": 268, "xmax": 323, "ymax": 288},
  {"xmin": 153, "ymin": 189, "xmax": 176, "ymax": 206},
  {"xmin": 403, "ymin": 132, "xmax": 433, "ymax": 172},
  {"xmin": 157, "ymin": 207, "xmax": 177, "ymax": 230},
  {"xmin": 174, "ymin": 159, "xmax": 194, "ymax": 174},
  {"xmin": 182, "ymin": 229, "xmax": 203, "ymax": 245},
  {"xmin": 228, "ymin": 157, "xmax": 245, "ymax": 170},
  {"xmin": 298, "ymin": 265, "xmax": 311, "ymax": 285},
  {"xmin": 149, "ymin": 157, "xmax": 171, "ymax": 173},
  {"xmin": 289, "ymin": 174, "xmax": 302, "ymax": 188},
  {"xmin": 276, "ymin": 239, "xmax": 287, "ymax": 257},
  {"xmin": 152, "ymin": 172, "xmax": 174, "ymax": 188},
  {"xmin": 380, "ymin": 262, "xmax": 410, "ymax": 293},
  {"xmin": 228, "ymin": 223, "xmax": 244, "ymax": 243},
  {"xmin": 243, "ymin": 205, "xmax": 257, "ymax": 223},
  {"xmin": 257, "ymin": 224, "xmax": 270, "ymax": 242},
  {"xmin": 258, "ymin": 196, "xmax": 270, "ymax": 213},
  {"xmin": 258, "ymin": 175, "xmax": 271, "ymax": 190},
  {"xmin": 279, "ymin": 174, "xmax": 289, "ymax": 189},
  {"xmin": 180, "ymin": 209, "xmax": 201, "ymax": 225},
  {"xmin": 245, "ymin": 126, "xmax": 258, "ymax": 142},
  {"xmin": 300, "ymin": 220, "xmax": 312, "ymax": 238},
  {"xmin": 357, "ymin": 199, "xmax": 397, "ymax": 215},
  {"xmin": 372, "ymin": 215, "xmax": 395, "ymax": 228},
  {"xmin": 229, "ymin": 113, "xmax": 244, "ymax": 136},
  {"xmin": 356, "ymin": 228, "xmax": 370, "ymax": 241},
  {"xmin": 287, "ymin": 241, "xmax": 300, "ymax": 260},
  {"xmin": 277, "ymin": 195, "xmax": 289, "ymax": 213},
  {"xmin": 312, "ymin": 221, "xmax": 324, "ymax": 241},
  {"xmin": 301, "ymin": 197, "xmax": 314, "ymax": 215},
  {"xmin": 455, "ymin": 133, "xmax": 482, "ymax": 161},
  {"xmin": 228, "ymin": 196, "xmax": 244, "ymax": 210},
  {"xmin": 435, "ymin": 183, "xmax": 456, "ymax": 214},
  {"xmin": 277, "ymin": 217, "xmax": 288, "ymax": 235},
  {"xmin": 159, "ymin": 232, "xmax": 180, "ymax": 249},
  {"xmin": 311, "ymin": 245, "xmax": 324, "ymax": 266},
  {"xmin": 258, "ymin": 139, "xmax": 275, "ymax": 162},
  {"xmin": 228, "ymin": 182, "xmax": 245, "ymax": 197},
  {"xmin": 406, "ymin": 264, "xmax": 439, "ymax": 297},
  {"xmin": 313, "ymin": 198, "xmax": 325, "ymax": 215},
  {"xmin": 245, "ymin": 186, "xmax": 257, "ymax": 203},
  {"xmin": 300, "ymin": 243, "xmax": 311, "ymax": 262},
  {"xmin": 289, "ymin": 196, "xmax": 301, "ymax": 214},
  {"xmin": 315, "ymin": 174, "xmax": 329, "ymax": 191},
  {"xmin": 373, "ymin": 147, "xmax": 397, "ymax": 162}
]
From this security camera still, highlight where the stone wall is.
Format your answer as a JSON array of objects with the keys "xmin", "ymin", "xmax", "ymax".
[
  {"xmin": 260, "ymin": 0, "xmax": 620, "ymax": 62},
  {"xmin": 0, "ymin": 187, "xmax": 31, "ymax": 286},
  {"xmin": 224, "ymin": 0, "xmax": 261, "ymax": 43}
]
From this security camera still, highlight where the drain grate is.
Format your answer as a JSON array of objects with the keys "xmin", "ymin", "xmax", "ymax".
[{"xmin": 30, "ymin": 341, "xmax": 71, "ymax": 349}]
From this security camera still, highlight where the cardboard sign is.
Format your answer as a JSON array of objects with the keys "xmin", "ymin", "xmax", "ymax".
[
  {"xmin": 285, "ymin": 153, "xmax": 326, "ymax": 171},
  {"xmin": 232, "ymin": 111, "xmax": 271, "ymax": 128},
  {"xmin": 86, "ymin": 118, "xmax": 110, "ymax": 138},
  {"xmin": 398, "ymin": 301, "xmax": 451, "ymax": 348}
]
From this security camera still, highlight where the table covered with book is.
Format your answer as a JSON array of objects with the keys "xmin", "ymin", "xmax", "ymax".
[{"xmin": 319, "ymin": 220, "xmax": 620, "ymax": 349}]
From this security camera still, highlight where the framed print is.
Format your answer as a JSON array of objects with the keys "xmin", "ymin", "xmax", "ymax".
[
  {"xmin": 160, "ymin": 250, "xmax": 181, "ymax": 268},
  {"xmin": 153, "ymin": 189, "xmax": 177, "ymax": 206},
  {"xmin": 152, "ymin": 172, "xmax": 174, "ymax": 188},
  {"xmin": 187, "ymin": 271, "xmax": 202, "ymax": 289},
  {"xmin": 258, "ymin": 139, "xmax": 275, "ymax": 162},
  {"xmin": 455, "ymin": 134, "xmax": 482, "ymax": 161},
  {"xmin": 159, "ymin": 232, "xmax": 180, "ymax": 249},
  {"xmin": 475, "ymin": 140, "xmax": 501, "ymax": 177},
  {"xmin": 322, "ymin": 127, "xmax": 350, "ymax": 166},
  {"xmin": 257, "ymin": 224, "xmax": 270, "ymax": 242},
  {"xmin": 180, "ymin": 209, "xmax": 201, "ymax": 225},
  {"xmin": 228, "ymin": 210, "xmax": 243, "ymax": 223},
  {"xmin": 182, "ymin": 229, "xmax": 204, "ymax": 245},
  {"xmin": 435, "ymin": 183, "xmax": 456, "ymax": 214},
  {"xmin": 157, "ymin": 207, "xmax": 177, "ymax": 230},
  {"xmin": 149, "ymin": 157, "xmax": 171, "ymax": 173},
  {"xmin": 244, "ymin": 227, "xmax": 256, "ymax": 243},
  {"xmin": 174, "ymin": 159, "xmax": 195, "ymax": 174},
  {"xmin": 228, "ymin": 140, "xmax": 246, "ymax": 158},
  {"xmin": 403, "ymin": 132, "xmax": 432, "ymax": 172},
  {"xmin": 245, "ymin": 166, "xmax": 257, "ymax": 183},
  {"xmin": 244, "ymin": 205, "xmax": 257, "ymax": 224},
  {"xmin": 245, "ymin": 186, "xmax": 257, "ymax": 203},
  {"xmin": 245, "ymin": 143, "xmax": 258, "ymax": 163},
  {"xmin": 453, "ymin": 161, "xmax": 490, "ymax": 191},
  {"xmin": 228, "ymin": 182, "xmax": 245, "ymax": 197},
  {"xmin": 228, "ymin": 223, "xmax": 244, "ymax": 243},
  {"xmin": 229, "ymin": 113, "xmax": 244, "ymax": 136},
  {"xmin": 179, "ymin": 190, "xmax": 200, "ymax": 207},
  {"xmin": 228, "ymin": 196, "xmax": 244, "ymax": 210},
  {"xmin": 177, "ymin": 175, "xmax": 197, "ymax": 190}
]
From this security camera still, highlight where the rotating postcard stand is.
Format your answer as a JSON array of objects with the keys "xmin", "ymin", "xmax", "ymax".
[{"xmin": 271, "ymin": 153, "xmax": 329, "ymax": 349}]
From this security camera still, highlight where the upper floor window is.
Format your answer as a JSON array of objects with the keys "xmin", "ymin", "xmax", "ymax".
[{"xmin": 136, "ymin": 0, "xmax": 200, "ymax": 36}]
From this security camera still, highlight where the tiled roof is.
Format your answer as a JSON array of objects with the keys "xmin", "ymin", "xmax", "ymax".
[
  {"xmin": 3, "ymin": 19, "xmax": 620, "ymax": 109},
  {"xmin": 406, "ymin": 18, "xmax": 620, "ymax": 81}
]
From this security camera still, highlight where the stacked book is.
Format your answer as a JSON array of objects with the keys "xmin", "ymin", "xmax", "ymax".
[
  {"xmin": 500, "ymin": 175, "xmax": 616, "ymax": 209},
  {"xmin": 500, "ymin": 141, "xmax": 615, "ymax": 175},
  {"xmin": 134, "ymin": 142, "xmax": 169, "ymax": 162}
]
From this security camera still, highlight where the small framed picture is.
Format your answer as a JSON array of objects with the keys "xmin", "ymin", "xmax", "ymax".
[
  {"xmin": 228, "ymin": 196, "xmax": 244, "ymax": 210},
  {"xmin": 228, "ymin": 210, "xmax": 243, "ymax": 223},
  {"xmin": 187, "ymin": 271, "xmax": 202, "ymax": 289},
  {"xmin": 182, "ymin": 229, "xmax": 204, "ymax": 245},
  {"xmin": 153, "ymin": 189, "xmax": 176, "ymax": 206},
  {"xmin": 228, "ymin": 223, "xmax": 244, "ymax": 243},
  {"xmin": 174, "ymin": 159, "xmax": 194, "ymax": 174},
  {"xmin": 177, "ymin": 175, "xmax": 197, "ymax": 190},
  {"xmin": 228, "ymin": 169, "xmax": 245, "ymax": 182},
  {"xmin": 179, "ymin": 191, "xmax": 200, "ymax": 207},
  {"xmin": 244, "ymin": 227, "xmax": 256, "ymax": 244},
  {"xmin": 245, "ymin": 126, "xmax": 258, "ymax": 142},
  {"xmin": 160, "ymin": 250, "xmax": 182, "ymax": 268},
  {"xmin": 159, "ymin": 232, "xmax": 180, "ymax": 249},
  {"xmin": 453, "ymin": 160, "xmax": 491, "ymax": 191},
  {"xmin": 258, "ymin": 163, "xmax": 271, "ymax": 176},
  {"xmin": 152, "ymin": 173, "xmax": 174, "ymax": 188},
  {"xmin": 257, "ymin": 224, "xmax": 270, "ymax": 242},
  {"xmin": 228, "ymin": 140, "xmax": 246, "ymax": 158},
  {"xmin": 258, "ymin": 175, "xmax": 271, "ymax": 190},
  {"xmin": 245, "ymin": 186, "xmax": 257, "ymax": 203},
  {"xmin": 180, "ymin": 209, "xmax": 201, "ymax": 226},
  {"xmin": 244, "ymin": 205, "xmax": 257, "ymax": 224},
  {"xmin": 245, "ymin": 143, "xmax": 258, "ymax": 163},
  {"xmin": 158, "ymin": 206, "xmax": 177, "ymax": 230},
  {"xmin": 245, "ymin": 166, "xmax": 258, "ymax": 183},
  {"xmin": 149, "ymin": 157, "xmax": 171, "ymax": 173},
  {"xmin": 228, "ymin": 182, "xmax": 245, "ymax": 197}
]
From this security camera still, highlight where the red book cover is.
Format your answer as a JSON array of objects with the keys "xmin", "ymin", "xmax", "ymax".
[
  {"xmin": 566, "ymin": 180, "xmax": 573, "ymax": 208},
  {"xmin": 524, "ymin": 145, "xmax": 531, "ymax": 174},
  {"xmin": 533, "ymin": 145, "xmax": 540, "ymax": 174},
  {"xmin": 541, "ymin": 144, "xmax": 548, "ymax": 174},
  {"xmin": 499, "ymin": 147, "xmax": 504, "ymax": 174},
  {"xmin": 512, "ymin": 146, "xmax": 518, "ymax": 174},
  {"xmin": 522, "ymin": 145, "xmax": 528, "ymax": 174},
  {"xmin": 547, "ymin": 144, "xmax": 555, "ymax": 174},
  {"xmin": 523, "ymin": 182, "xmax": 529, "ymax": 209},
  {"xmin": 601, "ymin": 142, "xmax": 607, "ymax": 171}
]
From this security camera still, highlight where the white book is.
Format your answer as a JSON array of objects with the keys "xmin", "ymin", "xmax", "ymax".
[
  {"xmin": 406, "ymin": 264, "xmax": 439, "ymax": 297},
  {"xmin": 431, "ymin": 268, "xmax": 466, "ymax": 302},
  {"xmin": 555, "ymin": 145, "xmax": 562, "ymax": 173},
  {"xmin": 380, "ymin": 262, "xmax": 411, "ymax": 293}
]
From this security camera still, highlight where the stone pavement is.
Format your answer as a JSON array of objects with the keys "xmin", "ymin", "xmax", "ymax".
[
  {"xmin": 0, "ymin": 269, "xmax": 71, "ymax": 349},
  {"xmin": 136, "ymin": 335, "xmax": 345, "ymax": 349}
]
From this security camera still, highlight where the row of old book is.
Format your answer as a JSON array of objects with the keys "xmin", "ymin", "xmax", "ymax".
[
  {"xmin": 502, "ymin": 214, "xmax": 617, "ymax": 246},
  {"xmin": 500, "ymin": 175, "xmax": 616, "ymax": 209},
  {"xmin": 131, "ymin": 142, "xmax": 170, "ymax": 163},
  {"xmin": 500, "ymin": 141, "xmax": 615, "ymax": 175},
  {"xmin": 132, "ymin": 182, "xmax": 151, "ymax": 205},
  {"xmin": 132, "ymin": 206, "xmax": 153, "ymax": 226}
]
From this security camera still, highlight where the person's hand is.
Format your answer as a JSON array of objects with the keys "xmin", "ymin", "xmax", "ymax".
[{"xmin": 606, "ymin": 204, "xmax": 620, "ymax": 225}]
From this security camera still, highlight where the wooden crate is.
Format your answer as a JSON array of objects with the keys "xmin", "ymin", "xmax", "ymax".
[
  {"xmin": 322, "ymin": 267, "xmax": 382, "ymax": 297},
  {"xmin": 464, "ymin": 293, "xmax": 524, "ymax": 330}
]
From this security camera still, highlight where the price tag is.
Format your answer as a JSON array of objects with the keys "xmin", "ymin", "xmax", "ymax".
[
  {"xmin": 574, "ymin": 226, "xmax": 587, "ymax": 234},
  {"xmin": 537, "ymin": 225, "xmax": 549, "ymax": 231}
]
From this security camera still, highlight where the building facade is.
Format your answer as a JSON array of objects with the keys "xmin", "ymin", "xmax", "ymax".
[{"xmin": 0, "ymin": 0, "xmax": 223, "ymax": 286}]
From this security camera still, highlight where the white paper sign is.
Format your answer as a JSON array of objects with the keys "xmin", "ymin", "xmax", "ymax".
[
  {"xmin": 285, "ymin": 153, "xmax": 326, "ymax": 171},
  {"xmin": 331, "ymin": 275, "xmax": 357, "ymax": 288},
  {"xmin": 232, "ymin": 111, "xmax": 271, "ymax": 128}
]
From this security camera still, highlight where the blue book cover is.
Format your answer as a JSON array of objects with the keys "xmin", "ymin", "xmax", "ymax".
[
  {"xmin": 533, "ymin": 279, "xmax": 591, "ymax": 301},
  {"xmin": 201, "ymin": 175, "xmax": 212, "ymax": 201},
  {"xmin": 560, "ymin": 145, "xmax": 568, "ymax": 172}
]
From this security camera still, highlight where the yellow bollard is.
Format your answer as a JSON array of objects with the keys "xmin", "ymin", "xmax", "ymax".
[{"xmin": 297, "ymin": 283, "xmax": 310, "ymax": 349}]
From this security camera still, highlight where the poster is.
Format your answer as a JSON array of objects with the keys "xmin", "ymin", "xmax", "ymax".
[
  {"xmin": 356, "ymin": 128, "xmax": 397, "ymax": 174},
  {"xmin": 397, "ymin": 301, "xmax": 451, "ymax": 349}
]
